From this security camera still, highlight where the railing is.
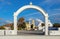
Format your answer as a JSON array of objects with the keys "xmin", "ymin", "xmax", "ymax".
[{"xmin": 0, "ymin": 30, "xmax": 16, "ymax": 35}]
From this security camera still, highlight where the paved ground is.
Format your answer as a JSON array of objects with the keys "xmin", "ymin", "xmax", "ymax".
[
  {"xmin": 17, "ymin": 30, "xmax": 44, "ymax": 35},
  {"xmin": 0, "ymin": 30, "xmax": 60, "ymax": 39},
  {"xmin": 0, "ymin": 35, "xmax": 60, "ymax": 39}
]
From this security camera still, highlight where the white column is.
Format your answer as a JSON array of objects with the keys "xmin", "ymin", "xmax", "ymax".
[
  {"xmin": 45, "ymin": 14, "xmax": 48, "ymax": 35},
  {"xmin": 14, "ymin": 14, "xmax": 17, "ymax": 35}
]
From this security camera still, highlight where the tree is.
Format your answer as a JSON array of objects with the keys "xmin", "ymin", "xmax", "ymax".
[
  {"xmin": 10, "ymin": 23, "xmax": 14, "ymax": 30},
  {"xmin": 18, "ymin": 17, "xmax": 24, "ymax": 23},
  {"xmin": 0, "ymin": 26, "xmax": 5, "ymax": 30},
  {"xmin": 18, "ymin": 17, "xmax": 26, "ymax": 30},
  {"xmin": 53, "ymin": 23, "xmax": 60, "ymax": 27},
  {"xmin": 41, "ymin": 23, "xmax": 45, "ymax": 27}
]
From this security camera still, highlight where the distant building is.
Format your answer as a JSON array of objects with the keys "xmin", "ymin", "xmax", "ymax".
[
  {"xmin": 25, "ymin": 19, "xmax": 36, "ymax": 30},
  {"xmin": 4, "ymin": 23, "xmax": 13, "ymax": 30},
  {"xmin": 25, "ymin": 22, "xmax": 31, "ymax": 30}
]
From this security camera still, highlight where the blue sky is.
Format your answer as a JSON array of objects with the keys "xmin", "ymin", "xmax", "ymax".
[{"xmin": 0, "ymin": 0, "xmax": 60, "ymax": 25}]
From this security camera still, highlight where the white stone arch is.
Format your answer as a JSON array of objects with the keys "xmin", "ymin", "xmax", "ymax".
[{"xmin": 13, "ymin": 2, "xmax": 49, "ymax": 35}]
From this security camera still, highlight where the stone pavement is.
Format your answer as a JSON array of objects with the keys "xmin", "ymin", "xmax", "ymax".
[
  {"xmin": 0, "ymin": 35, "xmax": 60, "ymax": 39},
  {"xmin": 0, "ymin": 30, "xmax": 60, "ymax": 39}
]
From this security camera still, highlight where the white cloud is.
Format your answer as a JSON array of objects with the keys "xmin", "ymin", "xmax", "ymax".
[
  {"xmin": 24, "ymin": 12, "xmax": 39, "ymax": 17},
  {"xmin": 40, "ymin": 0, "xmax": 60, "ymax": 9},
  {"xmin": 52, "ymin": 9, "xmax": 60, "ymax": 10},
  {"xmin": 0, "ymin": 0, "xmax": 4, "ymax": 2},
  {"xmin": 0, "ymin": 0, "xmax": 12, "ymax": 5},
  {"xmin": 0, "ymin": 18, "xmax": 3, "ymax": 20},
  {"xmin": 49, "ymin": 13, "xmax": 60, "ymax": 17},
  {"xmin": 6, "ymin": 20, "xmax": 12, "ymax": 23},
  {"xmin": 6, "ymin": 1, "xmax": 12, "ymax": 5},
  {"xmin": 43, "ymin": 0, "xmax": 60, "ymax": 4},
  {"xmin": 36, "ymin": 18, "xmax": 44, "ymax": 23}
]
